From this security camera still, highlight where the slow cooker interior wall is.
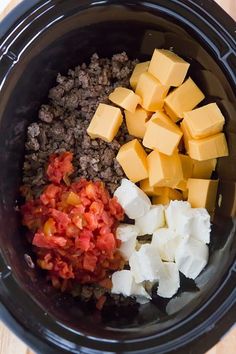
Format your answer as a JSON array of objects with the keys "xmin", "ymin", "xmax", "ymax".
[{"xmin": 0, "ymin": 4, "xmax": 236, "ymax": 337}]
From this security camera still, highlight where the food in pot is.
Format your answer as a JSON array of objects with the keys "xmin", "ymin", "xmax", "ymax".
[{"xmin": 21, "ymin": 48, "xmax": 229, "ymax": 309}]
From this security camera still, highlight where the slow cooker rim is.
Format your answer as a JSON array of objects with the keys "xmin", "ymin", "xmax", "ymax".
[{"xmin": 0, "ymin": 0, "xmax": 236, "ymax": 353}]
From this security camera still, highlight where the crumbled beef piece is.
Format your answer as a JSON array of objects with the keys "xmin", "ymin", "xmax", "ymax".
[{"xmin": 23, "ymin": 52, "xmax": 136, "ymax": 200}]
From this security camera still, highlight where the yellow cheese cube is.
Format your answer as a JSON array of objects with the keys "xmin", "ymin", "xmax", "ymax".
[
  {"xmin": 152, "ymin": 188, "xmax": 183, "ymax": 205},
  {"xmin": 116, "ymin": 139, "xmax": 148, "ymax": 183},
  {"xmin": 164, "ymin": 77, "xmax": 205, "ymax": 122},
  {"xmin": 143, "ymin": 111, "xmax": 183, "ymax": 155},
  {"xmin": 175, "ymin": 179, "xmax": 188, "ymax": 191},
  {"xmin": 192, "ymin": 159, "xmax": 217, "ymax": 179},
  {"xmin": 187, "ymin": 178, "xmax": 219, "ymax": 212},
  {"xmin": 109, "ymin": 87, "xmax": 141, "ymax": 113},
  {"xmin": 183, "ymin": 103, "xmax": 225, "ymax": 139},
  {"xmin": 135, "ymin": 72, "xmax": 169, "ymax": 111},
  {"xmin": 180, "ymin": 119, "xmax": 193, "ymax": 152},
  {"xmin": 148, "ymin": 49, "xmax": 190, "ymax": 87},
  {"xmin": 87, "ymin": 103, "xmax": 123, "ymax": 142},
  {"xmin": 140, "ymin": 178, "xmax": 165, "ymax": 196},
  {"xmin": 179, "ymin": 154, "xmax": 193, "ymax": 178},
  {"xmin": 147, "ymin": 150, "xmax": 183, "ymax": 187},
  {"xmin": 182, "ymin": 189, "xmax": 189, "ymax": 200},
  {"xmin": 130, "ymin": 61, "xmax": 150, "ymax": 89},
  {"xmin": 188, "ymin": 133, "xmax": 229, "ymax": 161},
  {"xmin": 175, "ymin": 154, "xmax": 193, "ymax": 191},
  {"xmin": 125, "ymin": 106, "xmax": 151, "ymax": 139}
]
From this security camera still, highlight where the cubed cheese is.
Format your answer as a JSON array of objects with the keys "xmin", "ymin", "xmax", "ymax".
[
  {"xmin": 192, "ymin": 159, "xmax": 217, "ymax": 179},
  {"xmin": 135, "ymin": 72, "xmax": 169, "ymax": 111},
  {"xmin": 147, "ymin": 150, "xmax": 183, "ymax": 188},
  {"xmin": 87, "ymin": 103, "xmax": 123, "ymax": 142},
  {"xmin": 152, "ymin": 228, "xmax": 180, "ymax": 262},
  {"xmin": 165, "ymin": 200, "xmax": 191, "ymax": 234},
  {"xmin": 109, "ymin": 87, "xmax": 141, "ymax": 113},
  {"xmin": 179, "ymin": 154, "xmax": 193, "ymax": 178},
  {"xmin": 125, "ymin": 106, "xmax": 151, "ymax": 139},
  {"xmin": 183, "ymin": 103, "xmax": 225, "ymax": 139},
  {"xmin": 135, "ymin": 205, "xmax": 165, "ymax": 235},
  {"xmin": 130, "ymin": 61, "xmax": 150, "ymax": 89},
  {"xmin": 175, "ymin": 180, "xmax": 188, "ymax": 192},
  {"xmin": 111, "ymin": 270, "xmax": 151, "ymax": 302},
  {"xmin": 187, "ymin": 208, "xmax": 211, "ymax": 244},
  {"xmin": 188, "ymin": 133, "xmax": 229, "ymax": 160},
  {"xmin": 165, "ymin": 201, "xmax": 211, "ymax": 244},
  {"xmin": 164, "ymin": 78, "xmax": 205, "ymax": 122},
  {"xmin": 116, "ymin": 224, "xmax": 139, "ymax": 260},
  {"xmin": 180, "ymin": 119, "xmax": 193, "ymax": 152},
  {"xmin": 157, "ymin": 262, "xmax": 180, "ymax": 298},
  {"xmin": 143, "ymin": 111, "xmax": 183, "ymax": 155},
  {"xmin": 114, "ymin": 179, "xmax": 151, "ymax": 219},
  {"xmin": 175, "ymin": 236, "xmax": 209, "ymax": 279},
  {"xmin": 116, "ymin": 139, "xmax": 148, "ymax": 183},
  {"xmin": 129, "ymin": 244, "xmax": 163, "ymax": 283},
  {"xmin": 187, "ymin": 178, "xmax": 219, "ymax": 212},
  {"xmin": 152, "ymin": 188, "xmax": 183, "ymax": 205},
  {"xmin": 175, "ymin": 154, "xmax": 193, "ymax": 191},
  {"xmin": 140, "ymin": 179, "xmax": 165, "ymax": 197},
  {"xmin": 148, "ymin": 49, "xmax": 190, "ymax": 87}
]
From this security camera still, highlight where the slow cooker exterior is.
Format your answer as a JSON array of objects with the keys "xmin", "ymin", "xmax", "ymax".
[{"xmin": 0, "ymin": 1, "xmax": 236, "ymax": 353}]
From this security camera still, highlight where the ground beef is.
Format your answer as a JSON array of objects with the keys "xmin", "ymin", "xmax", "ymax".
[{"xmin": 23, "ymin": 52, "xmax": 138, "ymax": 197}]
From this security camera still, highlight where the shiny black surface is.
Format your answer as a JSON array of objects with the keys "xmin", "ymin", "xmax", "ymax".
[{"xmin": 0, "ymin": 0, "xmax": 236, "ymax": 353}]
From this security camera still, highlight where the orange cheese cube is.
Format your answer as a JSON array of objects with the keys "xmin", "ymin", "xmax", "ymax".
[
  {"xmin": 180, "ymin": 119, "xmax": 193, "ymax": 152},
  {"xmin": 152, "ymin": 188, "xmax": 183, "ymax": 205},
  {"xmin": 109, "ymin": 87, "xmax": 141, "ymax": 113},
  {"xmin": 175, "ymin": 180, "xmax": 188, "ymax": 191},
  {"xmin": 130, "ymin": 61, "xmax": 150, "ymax": 89},
  {"xmin": 140, "ymin": 179, "xmax": 165, "ymax": 196},
  {"xmin": 179, "ymin": 154, "xmax": 193, "ymax": 178},
  {"xmin": 188, "ymin": 133, "xmax": 229, "ymax": 161},
  {"xmin": 192, "ymin": 159, "xmax": 217, "ymax": 179},
  {"xmin": 187, "ymin": 178, "xmax": 219, "ymax": 212},
  {"xmin": 148, "ymin": 49, "xmax": 190, "ymax": 87},
  {"xmin": 125, "ymin": 106, "xmax": 151, "ymax": 139},
  {"xmin": 164, "ymin": 77, "xmax": 205, "ymax": 122},
  {"xmin": 135, "ymin": 72, "xmax": 169, "ymax": 111},
  {"xmin": 183, "ymin": 103, "xmax": 225, "ymax": 139},
  {"xmin": 147, "ymin": 150, "xmax": 183, "ymax": 187},
  {"xmin": 143, "ymin": 111, "xmax": 183, "ymax": 155},
  {"xmin": 175, "ymin": 154, "xmax": 194, "ymax": 191},
  {"xmin": 116, "ymin": 139, "xmax": 148, "ymax": 183},
  {"xmin": 87, "ymin": 103, "xmax": 123, "ymax": 142}
]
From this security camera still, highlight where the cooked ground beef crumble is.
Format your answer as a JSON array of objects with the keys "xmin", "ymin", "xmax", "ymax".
[{"xmin": 23, "ymin": 52, "xmax": 138, "ymax": 197}]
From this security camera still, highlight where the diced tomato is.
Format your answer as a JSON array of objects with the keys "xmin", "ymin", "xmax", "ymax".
[
  {"xmin": 75, "ymin": 230, "xmax": 92, "ymax": 251},
  {"xmin": 21, "ymin": 151, "xmax": 125, "ymax": 306},
  {"xmin": 109, "ymin": 197, "xmax": 124, "ymax": 220},
  {"xmin": 96, "ymin": 233, "xmax": 116, "ymax": 254},
  {"xmin": 33, "ymin": 231, "xmax": 67, "ymax": 249},
  {"xmin": 65, "ymin": 223, "xmax": 80, "ymax": 238},
  {"xmin": 47, "ymin": 152, "xmax": 74, "ymax": 184},
  {"xmin": 83, "ymin": 253, "xmax": 98, "ymax": 272},
  {"xmin": 90, "ymin": 201, "xmax": 104, "ymax": 215},
  {"xmin": 83, "ymin": 212, "xmax": 98, "ymax": 231},
  {"xmin": 50, "ymin": 209, "xmax": 70, "ymax": 233}
]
